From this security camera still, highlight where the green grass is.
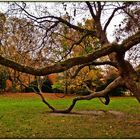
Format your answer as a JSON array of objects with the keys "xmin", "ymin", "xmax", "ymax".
[{"xmin": 0, "ymin": 94, "xmax": 139, "ymax": 138}]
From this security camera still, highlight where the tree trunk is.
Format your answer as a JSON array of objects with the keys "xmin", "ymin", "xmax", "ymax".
[
  {"xmin": 125, "ymin": 79, "xmax": 140, "ymax": 102},
  {"xmin": 116, "ymin": 55, "xmax": 140, "ymax": 102}
]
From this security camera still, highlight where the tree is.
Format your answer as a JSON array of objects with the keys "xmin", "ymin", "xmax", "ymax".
[
  {"xmin": 0, "ymin": 10, "xmax": 51, "ymax": 92},
  {"xmin": 53, "ymin": 18, "xmax": 104, "ymax": 95},
  {"xmin": 0, "ymin": 2, "xmax": 140, "ymax": 113},
  {"xmin": 24, "ymin": 76, "xmax": 53, "ymax": 93}
]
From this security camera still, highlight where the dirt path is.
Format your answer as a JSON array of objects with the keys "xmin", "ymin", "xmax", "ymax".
[{"xmin": 48, "ymin": 110, "xmax": 125, "ymax": 117}]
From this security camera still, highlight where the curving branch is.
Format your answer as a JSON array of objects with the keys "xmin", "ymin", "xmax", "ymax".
[
  {"xmin": 103, "ymin": 5, "xmax": 126, "ymax": 32},
  {"xmin": 120, "ymin": 30, "xmax": 140, "ymax": 52},
  {"xmin": 35, "ymin": 77, "xmax": 56, "ymax": 111},
  {"xmin": 37, "ymin": 76, "xmax": 124, "ymax": 113},
  {"xmin": 45, "ymin": 16, "xmax": 96, "ymax": 35},
  {"xmin": 59, "ymin": 32, "xmax": 92, "ymax": 61},
  {"xmin": 2, "ymin": 2, "xmax": 140, "ymax": 112},
  {"xmin": 15, "ymin": 2, "xmax": 96, "ymax": 36},
  {"xmin": 0, "ymin": 29, "xmax": 139, "ymax": 77},
  {"xmin": 83, "ymin": 83, "xmax": 110, "ymax": 105},
  {"xmin": 0, "ymin": 42, "xmax": 118, "ymax": 76}
]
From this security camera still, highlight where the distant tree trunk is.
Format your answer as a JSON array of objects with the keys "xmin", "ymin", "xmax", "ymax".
[{"xmin": 64, "ymin": 71, "xmax": 68, "ymax": 94}]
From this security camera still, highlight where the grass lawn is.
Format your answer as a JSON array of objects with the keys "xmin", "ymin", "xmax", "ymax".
[{"xmin": 0, "ymin": 93, "xmax": 139, "ymax": 138}]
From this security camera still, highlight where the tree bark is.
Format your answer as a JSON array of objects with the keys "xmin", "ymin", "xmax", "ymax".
[{"xmin": 116, "ymin": 53, "xmax": 140, "ymax": 102}]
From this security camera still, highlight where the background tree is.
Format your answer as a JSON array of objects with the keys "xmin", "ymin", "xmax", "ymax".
[
  {"xmin": 52, "ymin": 18, "xmax": 103, "ymax": 95},
  {"xmin": 0, "ymin": 10, "xmax": 55, "ymax": 92}
]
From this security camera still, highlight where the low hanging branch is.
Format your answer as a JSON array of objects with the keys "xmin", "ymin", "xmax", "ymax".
[
  {"xmin": 83, "ymin": 83, "xmax": 110, "ymax": 105},
  {"xmin": 32, "ymin": 76, "xmax": 124, "ymax": 113}
]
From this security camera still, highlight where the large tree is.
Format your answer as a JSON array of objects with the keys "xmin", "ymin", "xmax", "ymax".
[{"xmin": 0, "ymin": 2, "xmax": 140, "ymax": 113}]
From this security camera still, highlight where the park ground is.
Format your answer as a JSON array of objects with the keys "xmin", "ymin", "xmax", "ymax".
[{"xmin": 0, "ymin": 92, "xmax": 140, "ymax": 138}]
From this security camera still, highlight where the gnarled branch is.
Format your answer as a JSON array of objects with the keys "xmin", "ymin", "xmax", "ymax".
[
  {"xmin": 0, "ymin": 42, "xmax": 118, "ymax": 76},
  {"xmin": 120, "ymin": 30, "xmax": 140, "ymax": 52},
  {"xmin": 38, "ymin": 76, "xmax": 124, "ymax": 113},
  {"xmin": 0, "ymin": 28, "xmax": 139, "ymax": 76}
]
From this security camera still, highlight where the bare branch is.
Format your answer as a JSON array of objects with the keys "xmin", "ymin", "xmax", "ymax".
[
  {"xmin": 103, "ymin": 5, "xmax": 126, "ymax": 32},
  {"xmin": 120, "ymin": 30, "xmax": 140, "ymax": 52},
  {"xmin": 83, "ymin": 83, "xmax": 110, "ymax": 105},
  {"xmin": 35, "ymin": 77, "xmax": 56, "ymax": 111},
  {"xmin": 60, "ymin": 32, "xmax": 91, "ymax": 61},
  {"xmin": 15, "ymin": 2, "xmax": 96, "ymax": 36},
  {"xmin": 44, "ymin": 16, "xmax": 96, "ymax": 35},
  {"xmin": 86, "ymin": 2, "xmax": 97, "ymax": 19}
]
